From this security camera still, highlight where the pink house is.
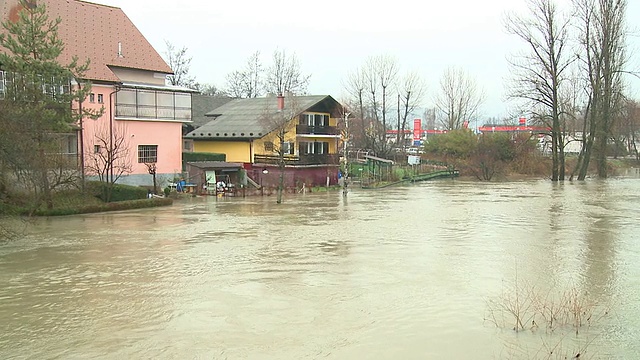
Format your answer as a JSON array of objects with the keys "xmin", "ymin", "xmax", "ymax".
[{"xmin": 0, "ymin": 0, "xmax": 193, "ymax": 187}]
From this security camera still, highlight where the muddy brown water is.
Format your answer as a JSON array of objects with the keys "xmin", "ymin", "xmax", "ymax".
[{"xmin": 1, "ymin": 175, "xmax": 640, "ymax": 359}]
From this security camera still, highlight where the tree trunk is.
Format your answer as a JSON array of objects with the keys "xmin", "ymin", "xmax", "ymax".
[
  {"xmin": 152, "ymin": 172, "xmax": 157, "ymax": 194},
  {"xmin": 277, "ymin": 136, "xmax": 285, "ymax": 204},
  {"xmin": 551, "ymin": 128, "xmax": 559, "ymax": 181},
  {"xmin": 558, "ymin": 130, "xmax": 565, "ymax": 181},
  {"xmin": 578, "ymin": 101, "xmax": 597, "ymax": 180}
]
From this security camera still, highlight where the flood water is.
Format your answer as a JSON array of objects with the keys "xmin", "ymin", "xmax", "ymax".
[{"xmin": 1, "ymin": 175, "xmax": 640, "ymax": 359}]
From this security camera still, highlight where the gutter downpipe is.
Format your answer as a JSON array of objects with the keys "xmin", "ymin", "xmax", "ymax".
[
  {"xmin": 76, "ymin": 79, "xmax": 86, "ymax": 192},
  {"xmin": 108, "ymin": 83, "xmax": 122, "ymax": 185}
]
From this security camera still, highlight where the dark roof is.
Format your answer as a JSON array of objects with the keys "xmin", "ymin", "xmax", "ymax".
[
  {"xmin": 191, "ymin": 94, "xmax": 235, "ymax": 130},
  {"xmin": 0, "ymin": 0, "xmax": 173, "ymax": 82},
  {"xmin": 184, "ymin": 95, "xmax": 341, "ymax": 140}
]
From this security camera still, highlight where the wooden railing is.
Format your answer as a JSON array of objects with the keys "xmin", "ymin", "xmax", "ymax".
[
  {"xmin": 254, "ymin": 154, "xmax": 340, "ymax": 165},
  {"xmin": 296, "ymin": 125, "xmax": 339, "ymax": 135}
]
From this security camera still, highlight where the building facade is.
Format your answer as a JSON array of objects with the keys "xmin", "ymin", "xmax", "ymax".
[{"xmin": 1, "ymin": 0, "xmax": 193, "ymax": 187}]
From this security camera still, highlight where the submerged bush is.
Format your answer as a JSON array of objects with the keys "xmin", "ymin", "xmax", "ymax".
[
  {"xmin": 31, "ymin": 198, "xmax": 173, "ymax": 216},
  {"xmin": 86, "ymin": 181, "xmax": 148, "ymax": 202}
]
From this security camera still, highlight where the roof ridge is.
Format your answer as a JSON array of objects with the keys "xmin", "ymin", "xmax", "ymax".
[{"xmin": 74, "ymin": 0, "xmax": 120, "ymax": 10}]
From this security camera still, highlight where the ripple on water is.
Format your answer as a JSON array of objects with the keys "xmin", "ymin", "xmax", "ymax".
[{"xmin": 2, "ymin": 180, "xmax": 640, "ymax": 358}]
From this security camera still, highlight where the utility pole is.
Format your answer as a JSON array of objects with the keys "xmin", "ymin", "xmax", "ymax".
[{"xmin": 342, "ymin": 111, "xmax": 350, "ymax": 197}]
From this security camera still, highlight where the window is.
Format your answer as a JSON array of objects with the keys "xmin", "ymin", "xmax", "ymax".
[
  {"xmin": 315, "ymin": 142, "xmax": 328, "ymax": 154},
  {"xmin": 0, "ymin": 70, "xmax": 69, "ymax": 100},
  {"xmin": 94, "ymin": 145, "xmax": 101, "ymax": 153},
  {"xmin": 301, "ymin": 113, "xmax": 313, "ymax": 126},
  {"xmin": 299, "ymin": 141, "xmax": 328, "ymax": 155},
  {"xmin": 300, "ymin": 113, "xmax": 329, "ymax": 127},
  {"xmin": 137, "ymin": 90, "xmax": 155, "ymax": 106},
  {"xmin": 115, "ymin": 88, "xmax": 192, "ymax": 120},
  {"xmin": 117, "ymin": 89, "xmax": 137, "ymax": 104},
  {"xmin": 264, "ymin": 141, "xmax": 274, "ymax": 152},
  {"xmin": 138, "ymin": 145, "xmax": 158, "ymax": 163},
  {"xmin": 97, "ymin": 94, "xmax": 104, "ymax": 103},
  {"xmin": 89, "ymin": 93, "xmax": 95, "ymax": 103},
  {"xmin": 282, "ymin": 142, "xmax": 294, "ymax": 155},
  {"xmin": 314, "ymin": 114, "xmax": 328, "ymax": 127}
]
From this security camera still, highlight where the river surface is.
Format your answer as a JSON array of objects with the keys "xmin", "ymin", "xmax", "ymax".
[{"xmin": 1, "ymin": 175, "xmax": 640, "ymax": 359}]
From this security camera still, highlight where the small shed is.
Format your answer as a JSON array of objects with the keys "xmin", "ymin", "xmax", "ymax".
[{"xmin": 185, "ymin": 161, "xmax": 244, "ymax": 194}]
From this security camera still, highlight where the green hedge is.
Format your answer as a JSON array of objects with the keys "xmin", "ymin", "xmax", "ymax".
[
  {"xmin": 32, "ymin": 198, "xmax": 173, "ymax": 216},
  {"xmin": 87, "ymin": 181, "xmax": 148, "ymax": 202},
  {"xmin": 183, "ymin": 152, "xmax": 226, "ymax": 162}
]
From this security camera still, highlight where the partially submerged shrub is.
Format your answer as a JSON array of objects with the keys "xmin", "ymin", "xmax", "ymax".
[
  {"xmin": 486, "ymin": 271, "xmax": 609, "ymax": 359},
  {"xmin": 32, "ymin": 197, "xmax": 173, "ymax": 216},
  {"xmin": 86, "ymin": 181, "xmax": 148, "ymax": 202},
  {"xmin": 485, "ymin": 276, "xmax": 608, "ymax": 334}
]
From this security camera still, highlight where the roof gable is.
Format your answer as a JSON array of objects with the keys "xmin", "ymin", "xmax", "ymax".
[
  {"xmin": 0, "ymin": 0, "xmax": 173, "ymax": 82},
  {"xmin": 185, "ymin": 95, "xmax": 342, "ymax": 140}
]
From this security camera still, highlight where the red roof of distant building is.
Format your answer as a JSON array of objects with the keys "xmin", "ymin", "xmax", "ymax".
[
  {"xmin": 477, "ymin": 125, "xmax": 549, "ymax": 133},
  {"xmin": 387, "ymin": 129, "xmax": 448, "ymax": 135}
]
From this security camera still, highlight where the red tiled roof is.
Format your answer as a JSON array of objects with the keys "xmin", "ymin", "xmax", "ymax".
[{"xmin": 0, "ymin": 0, "xmax": 173, "ymax": 82}]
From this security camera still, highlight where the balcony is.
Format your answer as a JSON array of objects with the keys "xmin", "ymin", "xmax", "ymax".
[
  {"xmin": 116, "ymin": 104, "xmax": 191, "ymax": 121},
  {"xmin": 296, "ymin": 124, "xmax": 339, "ymax": 136},
  {"xmin": 254, "ymin": 154, "xmax": 340, "ymax": 166},
  {"xmin": 115, "ymin": 87, "xmax": 192, "ymax": 121}
]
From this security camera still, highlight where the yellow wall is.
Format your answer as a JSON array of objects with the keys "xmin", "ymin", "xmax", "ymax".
[
  {"xmin": 252, "ymin": 114, "xmax": 339, "ymax": 156},
  {"xmin": 254, "ymin": 119, "xmax": 297, "ymax": 156},
  {"xmin": 193, "ymin": 141, "xmax": 251, "ymax": 163}
]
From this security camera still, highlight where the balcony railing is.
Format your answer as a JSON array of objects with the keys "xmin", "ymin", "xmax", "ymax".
[
  {"xmin": 116, "ymin": 104, "xmax": 191, "ymax": 121},
  {"xmin": 296, "ymin": 125, "xmax": 339, "ymax": 136},
  {"xmin": 254, "ymin": 154, "xmax": 340, "ymax": 166}
]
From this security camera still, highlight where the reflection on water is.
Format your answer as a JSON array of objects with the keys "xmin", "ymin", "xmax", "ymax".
[{"xmin": 1, "ymin": 178, "xmax": 640, "ymax": 358}]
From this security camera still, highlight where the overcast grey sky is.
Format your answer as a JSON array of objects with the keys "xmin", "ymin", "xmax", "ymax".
[{"xmin": 97, "ymin": 0, "xmax": 639, "ymax": 121}]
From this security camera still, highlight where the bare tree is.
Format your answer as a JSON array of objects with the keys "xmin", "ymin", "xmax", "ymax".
[
  {"xmin": 164, "ymin": 41, "xmax": 197, "ymax": 89},
  {"xmin": 435, "ymin": 67, "xmax": 484, "ymax": 131},
  {"xmin": 265, "ymin": 49, "xmax": 311, "ymax": 96},
  {"xmin": 84, "ymin": 122, "xmax": 132, "ymax": 200},
  {"xmin": 343, "ymin": 68, "xmax": 372, "ymax": 151},
  {"xmin": 195, "ymin": 83, "xmax": 226, "ymax": 97},
  {"xmin": 396, "ymin": 71, "xmax": 426, "ymax": 147},
  {"xmin": 144, "ymin": 162, "xmax": 158, "ymax": 195},
  {"xmin": 259, "ymin": 95, "xmax": 300, "ymax": 204},
  {"xmin": 336, "ymin": 105, "xmax": 352, "ymax": 196},
  {"xmin": 225, "ymin": 51, "xmax": 263, "ymax": 98},
  {"xmin": 621, "ymin": 99, "xmax": 639, "ymax": 159},
  {"xmin": 341, "ymin": 56, "xmax": 402, "ymax": 157},
  {"xmin": 504, "ymin": 0, "xmax": 573, "ymax": 181},
  {"xmin": 573, "ymin": 0, "xmax": 628, "ymax": 179},
  {"xmin": 365, "ymin": 55, "xmax": 399, "ymax": 156}
]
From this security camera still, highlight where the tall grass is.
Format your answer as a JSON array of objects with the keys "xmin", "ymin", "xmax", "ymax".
[{"xmin": 486, "ymin": 270, "xmax": 611, "ymax": 359}]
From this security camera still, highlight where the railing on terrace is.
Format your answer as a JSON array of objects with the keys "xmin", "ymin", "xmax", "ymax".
[
  {"xmin": 296, "ymin": 125, "xmax": 340, "ymax": 136},
  {"xmin": 254, "ymin": 154, "xmax": 340, "ymax": 165},
  {"xmin": 116, "ymin": 104, "xmax": 191, "ymax": 121}
]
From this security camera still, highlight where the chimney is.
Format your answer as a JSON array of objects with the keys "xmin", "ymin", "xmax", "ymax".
[
  {"xmin": 117, "ymin": 42, "xmax": 124, "ymax": 58},
  {"xmin": 277, "ymin": 93, "xmax": 284, "ymax": 111}
]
